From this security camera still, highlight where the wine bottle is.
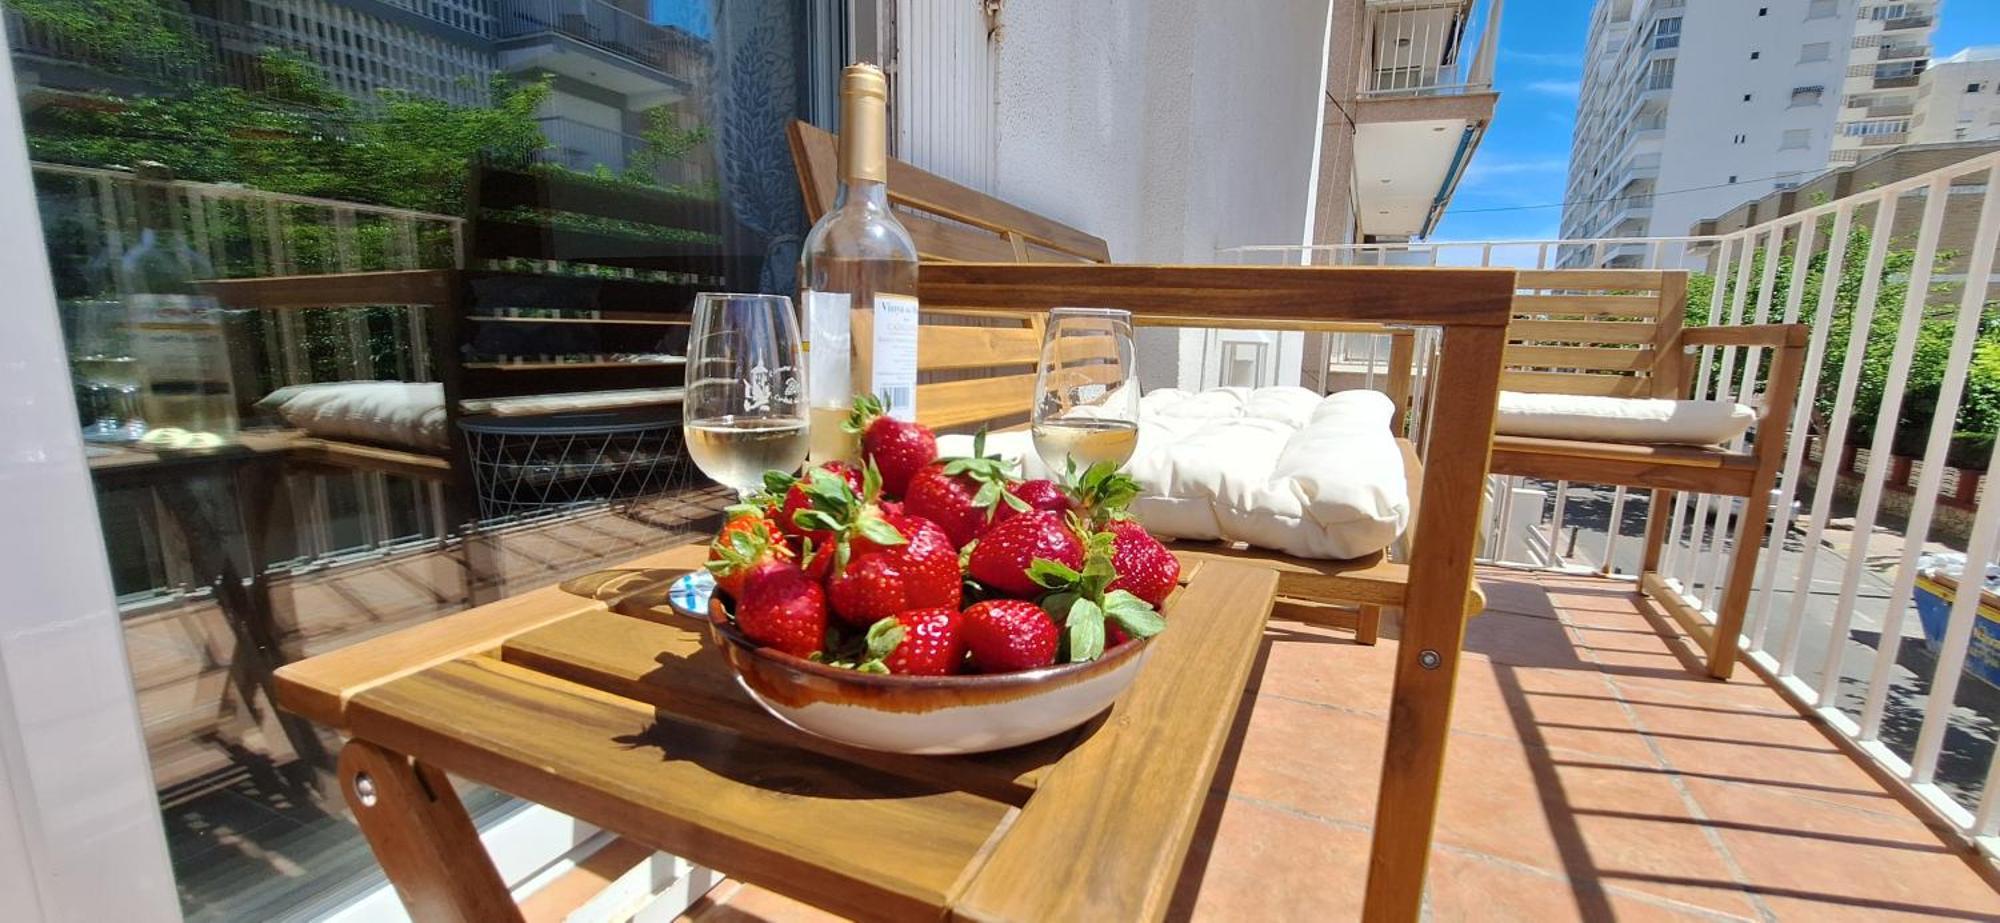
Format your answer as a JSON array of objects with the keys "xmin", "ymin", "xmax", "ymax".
[
  {"xmin": 799, "ymin": 62, "xmax": 920, "ymax": 463},
  {"xmin": 119, "ymin": 161, "xmax": 237, "ymax": 443}
]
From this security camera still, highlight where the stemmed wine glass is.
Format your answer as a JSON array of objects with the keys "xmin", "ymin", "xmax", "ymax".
[
  {"xmin": 1031, "ymin": 307, "xmax": 1141, "ymax": 475},
  {"xmin": 683, "ymin": 293, "xmax": 810, "ymax": 494}
]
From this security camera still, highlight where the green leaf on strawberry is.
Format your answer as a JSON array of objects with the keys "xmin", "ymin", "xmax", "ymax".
[
  {"xmin": 1103, "ymin": 589, "xmax": 1166, "ymax": 638},
  {"xmin": 1065, "ymin": 597, "xmax": 1106, "ymax": 663}
]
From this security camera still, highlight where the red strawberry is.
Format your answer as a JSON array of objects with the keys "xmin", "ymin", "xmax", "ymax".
[
  {"xmin": 1107, "ymin": 623, "xmax": 1132, "ymax": 648},
  {"xmin": 845, "ymin": 394, "xmax": 937, "ymax": 498},
  {"xmin": 961, "ymin": 599, "xmax": 1060, "ymax": 672},
  {"xmin": 827, "ymin": 511, "xmax": 963, "ymax": 627},
  {"xmin": 967, "ymin": 510, "xmax": 1084, "ymax": 598},
  {"xmin": 733, "ymin": 560, "xmax": 827, "ymax": 659},
  {"xmin": 991, "ymin": 478, "xmax": 1073, "ymax": 527},
  {"xmin": 1104, "ymin": 518, "xmax": 1180, "ymax": 607},
  {"xmin": 903, "ymin": 431, "xmax": 1029, "ymax": 547},
  {"xmin": 864, "ymin": 608, "xmax": 965, "ymax": 676},
  {"xmin": 705, "ymin": 508, "xmax": 792, "ymax": 599},
  {"xmin": 779, "ymin": 461, "xmax": 862, "ymax": 545}
]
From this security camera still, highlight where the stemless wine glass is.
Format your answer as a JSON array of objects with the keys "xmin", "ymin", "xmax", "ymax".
[
  {"xmin": 1031, "ymin": 307, "xmax": 1141, "ymax": 475},
  {"xmin": 683, "ymin": 293, "xmax": 810, "ymax": 494}
]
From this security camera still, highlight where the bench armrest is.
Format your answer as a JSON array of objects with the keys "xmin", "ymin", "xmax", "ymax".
[{"xmin": 1677, "ymin": 323, "xmax": 1809, "ymax": 349}]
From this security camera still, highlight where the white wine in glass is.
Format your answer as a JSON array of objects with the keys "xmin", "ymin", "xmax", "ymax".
[
  {"xmin": 684, "ymin": 293, "xmax": 810, "ymax": 494},
  {"xmin": 1031, "ymin": 307, "xmax": 1141, "ymax": 474}
]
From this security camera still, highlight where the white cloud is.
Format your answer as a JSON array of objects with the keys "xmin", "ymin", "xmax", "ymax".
[
  {"xmin": 1463, "ymin": 156, "xmax": 1569, "ymax": 185},
  {"xmin": 1502, "ymin": 48, "xmax": 1582, "ymax": 67},
  {"xmin": 1526, "ymin": 79, "xmax": 1581, "ymax": 97}
]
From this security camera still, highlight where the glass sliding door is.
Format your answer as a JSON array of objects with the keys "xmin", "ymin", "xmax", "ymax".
[{"xmin": 1, "ymin": 1, "xmax": 840, "ymax": 917}]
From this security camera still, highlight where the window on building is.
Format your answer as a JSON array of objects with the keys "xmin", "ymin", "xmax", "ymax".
[
  {"xmin": 1651, "ymin": 16, "xmax": 1682, "ymax": 50},
  {"xmin": 1841, "ymin": 118, "xmax": 1911, "ymax": 136},
  {"xmin": 1744, "ymin": 93, "xmax": 1754, "ymax": 102},
  {"xmin": 1780, "ymin": 129, "xmax": 1811, "ymax": 149},
  {"xmin": 1808, "ymin": 0, "xmax": 1838, "ymax": 18},
  {"xmin": 1759, "ymin": 7, "xmax": 1769, "ymax": 15},
  {"xmin": 1729, "ymin": 175, "xmax": 1740, "ymax": 183},
  {"xmin": 1750, "ymin": 51, "xmax": 1761, "ymax": 60},
  {"xmin": 1876, "ymin": 60, "xmax": 1926, "ymax": 80},
  {"xmin": 1791, "ymin": 86, "xmax": 1825, "ymax": 106},
  {"xmin": 1870, "ymin": 3, "xmax": 1914, "ymax": 20},
  {"xmin": 1644, "ymin": 57, "xmax": 1676, "ymax": 90},
  {"xmin": 1800, "ymin": 42, "xmax": 1830, "ymax": 63},
  {"xmin": 1971, "ymin": 83, "xmax": 1985, "ymax": 94}
]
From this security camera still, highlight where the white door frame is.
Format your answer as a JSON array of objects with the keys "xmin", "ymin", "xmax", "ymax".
[{"xmin": 0, "ymin": 18, "xmax": 182, "ymax": 919}]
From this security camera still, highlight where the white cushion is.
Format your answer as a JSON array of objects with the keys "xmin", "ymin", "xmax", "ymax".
[
  {"xmin": 460, "ymin": 387, "xmax": 684, "ymax": 417},
  {"xmin": 1495, "ymin": 391, "xmax": 1755, "ymax": 446},
  {"xmin": 937, "ymin": 387, "xmax": 1408, "ymax": 560},
  {"xmin": 261, "ymin": 382, "xmax": 449, "ymax": 452}
]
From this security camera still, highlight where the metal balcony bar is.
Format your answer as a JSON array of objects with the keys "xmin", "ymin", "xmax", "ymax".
[{"xmin": 1360, "ymin": 0, "xmax": 1501, "ymax": 98}]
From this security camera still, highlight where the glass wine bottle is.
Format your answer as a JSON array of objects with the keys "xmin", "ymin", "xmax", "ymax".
[
  {"xmin": 118, "ymin": 161, "xmax": 237, "ymax": 444},
  {"xmin": 798, "ymin": 62, "xmax": 921, "ymax": 463}
]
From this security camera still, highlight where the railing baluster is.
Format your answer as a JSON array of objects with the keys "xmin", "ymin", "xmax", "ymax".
[
  {"xmin": 1668, "ymin": 235, "xmax": 1739, "ymax": 591},
  {"xmin": 1911, "ymin": 444, "xmax": 2000, "ymax": 786},
  {"xmin": 1748, "ymin": 207, "xmax": 1833, "ymax": 651},
  {"xmin": 1776, "ymin": 195, "xmax": 1900, "ymax": 680},
  {"xmin": 1815, "ymin": 176, "xmax": 1951, "ymax": 707},
  {"xmin": 1859, "ymin": 167, "xmax": 2000, "ymax": 740}
]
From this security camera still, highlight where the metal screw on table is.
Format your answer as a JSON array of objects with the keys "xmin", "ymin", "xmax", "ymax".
[
  {"xmin": 1418, "ymin": 649, "xmax": 1441, "ymax": 670},
  {"xmin": 354, "ymin": 772, "xmax": 378, "ymax": 807}
]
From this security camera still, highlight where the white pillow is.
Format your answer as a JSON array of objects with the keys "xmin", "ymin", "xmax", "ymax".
[
  {"xmin": 937, "ymin": 387, "xmax": 1409, "ymax": 560},
  {"xmin": 263, "ymin": 382, "xmax": 449, "ymax": 452},
  {"xmin": 1496, "ymin": 391, "xmax": 1755, "ymax": 446}
]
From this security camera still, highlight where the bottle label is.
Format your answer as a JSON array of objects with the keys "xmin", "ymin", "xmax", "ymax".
[
  {"xmin": 803, "ymin": 289, "xmax": 851, "ymax": 408},
  {"xmin": 872, "ymin": 294, "xmax": 919, "ymax": 420}
]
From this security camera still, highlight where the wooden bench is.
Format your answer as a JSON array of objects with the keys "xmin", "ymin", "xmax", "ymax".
[{"xmin": 1492, "ymin": 268, "xmax": 1808, "ymax": 680}]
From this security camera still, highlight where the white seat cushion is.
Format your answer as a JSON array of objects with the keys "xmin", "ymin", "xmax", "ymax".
[
  {"xmin": 937, "ymin": 386, "xmax": 1408, "ymax": 560},
  {"xmin": 1495, "ymin": 391, "xmax": 1756, "ymax": 446},
  {"xmin": 259, "ymin": 381, "xmax": 450, "ymax": 452}
]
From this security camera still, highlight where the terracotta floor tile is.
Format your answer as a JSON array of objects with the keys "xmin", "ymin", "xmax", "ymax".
[
  {"xmin": 1252, "ymin": 620, "xmax": 1402, "ymax": 708},
  {"xmin": 1445, "ymin": 659, "xmax": 1664, "ymax": 767},
  {"xmin": 1217, "ymin": 693, "xmax": 1386, "ymax": 825},
  {"xmin": 1430, "ymin": 732, "xmax": 1763, "ymax": 917},
  {"xmin": 1463, "ymin": 610, "xmax": 1601, "ymax": 670},
  {"xmin": 1679, "ymin": 777, "xmax": 2000, "ymax": 921},
  {"xmin": 1624, "ymin": 705, "xmax": 1903, "ymax": 815},
  {"xmin": 678, "ymin": 879, "xmax": 849, "ymax": 922},
  {"xmin": 1479, "ymin": 576, "xmax": 1563, "ymax": 620},
  {"xmin": 1168, "ymin": 793, "xmax": 1370, "ymax": 922},
  {"xmin": 1424, "ymin": 848, "xmax": 1755, "ymax": 922}
]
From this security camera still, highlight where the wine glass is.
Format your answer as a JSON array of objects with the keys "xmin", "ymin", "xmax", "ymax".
[
  {"xmin": 683, "ymin": 293, "xmax": 810, "ymax": 494},
  {"xmin": 1031, "ymin": 307, "xmax": 1141, "ymax": 475}
]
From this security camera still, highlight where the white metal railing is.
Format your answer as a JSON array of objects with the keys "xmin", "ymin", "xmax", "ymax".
[
  {"xmin": 1360, "ymin": 0, "xmax": 1502, "ymax": 98},
  {"xmin": 32, "ymin": 163, "xmax": 464, "ymax": 599},
  {"xmin": 1223, "ymin": 156, "xmax": 2000, "ymax": 851}
]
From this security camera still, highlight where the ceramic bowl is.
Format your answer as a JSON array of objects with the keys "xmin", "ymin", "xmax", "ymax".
[{"xmin": 704, "ymin": 596, "xmax": 1149, "ymax": 755}]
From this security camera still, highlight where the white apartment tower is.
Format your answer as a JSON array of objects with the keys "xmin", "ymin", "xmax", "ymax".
[
  {"xmin": 1911, "ymin": 47, "xmax": 2000, "ymax": 144},
  {"xmin": 1561, "ymin": 0, "xmax": 1936, "ymax": 263}
]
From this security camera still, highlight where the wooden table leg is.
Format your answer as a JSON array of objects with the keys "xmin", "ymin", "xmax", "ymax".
[{"xmin": 339, "ymin": 740, "xmax": 523, "ymax": 923}]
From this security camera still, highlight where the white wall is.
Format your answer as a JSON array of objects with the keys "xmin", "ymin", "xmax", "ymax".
[
  {"xmin": 1913, "ymin": 56, "xmax": 2000, "ymax": 143},
  {"xmin": 985, "ymin": 0, "xmax": 1332, "ymax": 389}
]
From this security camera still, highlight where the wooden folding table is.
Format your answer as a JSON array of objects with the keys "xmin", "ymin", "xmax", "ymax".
[{"xmin": 274, "ymin": 543, "xmax": 1280, "ymax": 922}]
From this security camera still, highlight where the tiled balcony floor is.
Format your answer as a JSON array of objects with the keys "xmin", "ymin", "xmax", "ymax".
[{"xmin": 682, "ymin": 568, "xmax": 2000, "ymax": 922}]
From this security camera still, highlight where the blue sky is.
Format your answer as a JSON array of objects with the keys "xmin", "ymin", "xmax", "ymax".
[
  {"xmin": 1433, "ymin": 0, "xmax": 2000, "ymax": 242},
  {"xmin": 649, "ymin": 1, "xmax": 712, "ymax": 39}
]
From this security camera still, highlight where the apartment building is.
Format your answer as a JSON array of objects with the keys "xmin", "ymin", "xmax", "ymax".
[
  {"xmin": 6, "ymin": 0, "xmax": 707, "ymax": 183},
  {"xmin": 1312, "ymin": 0, "xmax": 1503, "ymax": 245},
  {"xmin": 1911, "ymin": 46, "xmax": 2000, "ymax": 143},
  {"xmin": 1561, "ymin": 0, "xmax": 1935, "ymax": 265}
]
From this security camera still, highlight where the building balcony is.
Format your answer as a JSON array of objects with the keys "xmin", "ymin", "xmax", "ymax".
[
  {"xmin": 1359, "ymin": 0, "xmax": 1497, "ymax": 99},
  {"xmin": 1884, "ymin": 15, "xmax": 1935, "ymax": 32},
  {"xmin": 494, "ymin": 0, "xmax": 704, "ymax": 101},
  {"xmin": 1875, "ymin": 75, "xmax": 1921, "ymax": 90},
  {"xmin": 1878, "ymin": 44, "xmax": 1930, "ymax": 60}
]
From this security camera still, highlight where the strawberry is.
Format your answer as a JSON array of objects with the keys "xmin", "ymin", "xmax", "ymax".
[
  {"xmin": 778, "ymin": 461, "xmax": 862, "ymax": 546},
  {"xmin": 733, "ymin": 559, "xmax": 827, "ymax": 659},
  {"xmin": 1030, "ymin": 529, "xmax": 1166, "ymax": 663},
  {"xmin": 863, "ymin": 608, "xmax": 966, "ymax": 676},
  {"xmin": 827, "ymin": 510, "xmax": 963, "ymax": 626},
  {"xmin": 705, "ymin": 507, "xmax": 792, "ymax": 599},
  {"xmin": 844, "ymin": 394, "xmax": 937, "ymax": 498},
  {"xmin": 991, "ymin": 478, "xmax": 1073, "ymax": 527},
  {"xmin": 961, "ymin": 599, "xmax": 1060, "ymax": 673},
  {"xmin": 903, "ymin": 431, "xmax": 1029, "ymax": 547},
  {"xmin": 967, "ymin": 510, "xmax": 1083, "ymax": 599},
  {"xmin": 1104, "ymin": 518, "xmax": 1180, "ymax": 607}
]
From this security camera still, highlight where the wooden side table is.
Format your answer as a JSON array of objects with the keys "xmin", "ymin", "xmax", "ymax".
[{"xmin": 275, "ymin": 544, "xmax": 1279, "ymax": 922}]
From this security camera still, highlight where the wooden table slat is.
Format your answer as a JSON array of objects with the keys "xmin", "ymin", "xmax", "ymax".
[
  {"xmin": 346, "ymin": 656, "xmax": 1013, "ymax": 923},
  {"xmin": 949, "ymin": 561, "xmax": 1280, "ymax": 923},
  {"xmin": 500, "ymin": 608, "xmax": 1067, "ymax": 805}
]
